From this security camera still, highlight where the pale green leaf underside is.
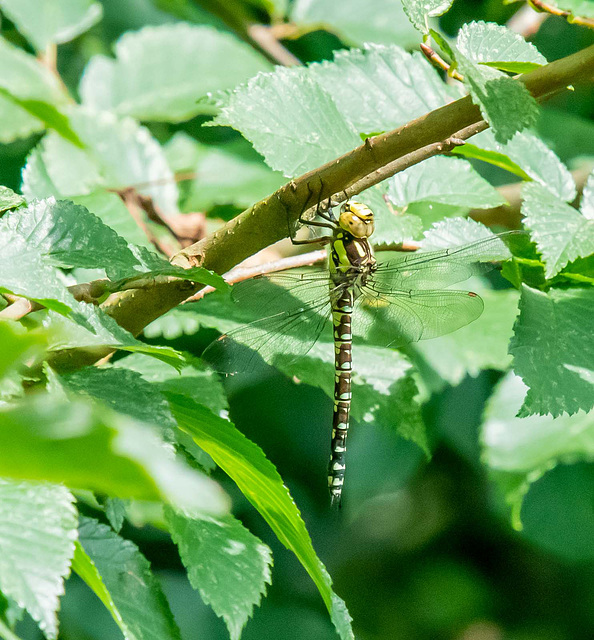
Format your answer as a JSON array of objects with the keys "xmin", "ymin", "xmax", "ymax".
[
  {"xmin": 510, "ymin": 285, "xmax": 594, "ymax": 417},
  {"xmin": 0, "ymin": 0, "xmax": 102, "ymax": 51},
  {"xmin": 522, "ymin": 182, "xmax": 594, "ymax": 278},
  {"xmin": 79, "ymin": 23, "xmax": 271, "ymax": 122},
  {"xmin": 291, "ymin": 0, "xmax": 419, "ymax": 47},
  {"xmin": 0, "ymin": 93, "xmax": 43, "ymax": 143},
  {"xmin": 0, "ymin": 394, "xmax": 229, "ymax": 515},
  {"xmin": 0, "ymin": 187, "xmax": 24, "ymax": 213},
  {"xmin": 580, "ymin": 169, "xmax": 594, "ymax": 220},
  {"xmin": 212, "ymin": 44, "xmax": 454, "ymax": 177},
  {"xmin": 456, "ymin": 21, "xmax": 546, "ymax": 71},
  {"xmin": 77, "ymin": 517, "xmax": 182, "ymax": 640},
  {"xmin": 0, "ymin": 480, "xmax": 77, "ymax": 640},
  {"xmin": 387, "ymin": 156, "xmax": 505, "ymax": 209},
  {"xmin": 166, "ymin": 510, "xmax": 272, "ymax": 640},
  {"xmin": 481, "ymin": 372, "xmax": 594, "ymax": 528},
  {"xmin": 166, "ymin": 394, "xmax": 354, "ymax": 640}
]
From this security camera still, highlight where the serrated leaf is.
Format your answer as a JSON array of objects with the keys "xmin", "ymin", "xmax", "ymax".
[
  {"xmin": 166, "ymin": 510, "xmax": 272, "ymax": 640},
  {"xmin": 510, "ymin": 285, "xmax": 594, "ymax": 416},
  {"xmin": 456, "ymin": 53, "xmax": 539, "ymax": 144},
  {"xmin": 45, "ymin": 300, "xmax": 188, "ymax": 369},
  {"xmin": 413, "ymin": 287, "xmax": 519, "ymax": 387},
  {"xmin": 2, "ymin": 197, "xmax": 139, "ymax": 280},
  {"xmin": 419, "ymin": 217, "xmax": 512, "ymax": 257},
  {"xmin": 0, "ymin": 187, "xmax": 24, "ymax": 213},
  {"xmin": 453, "ymin": 130, "xmax": 576, "ymax": 201},
  {"xmin": 0, "ymin": 0, "xmax": 102, "ymax": 51},
  {"xmin": 79, "ymin": 24, "xmax": 270, "ymax": 122},
  {"xmin": 401, "ymin": 0, "xmax": 454, "ymax": 33},
  {"xmin": 0, "ymin": 480, "xmax": 77, "ymax": 640},
  {"xmin": 308, "ymin": 44, "xmax": 458, "ymax": 134},
  {"xmin": 0, "ymin": 229, "xmax": 77, "ymax": 316},
  {"xmin": 75, "ymin": 516, "xmax": 182, "ymax": 640},
  {"xmin": 522, "ymin": 182, "xmax": 594, "ymax": 278},
  {"xmin": 0, "ymin": 394, "xmax": 229, "ymax": 515},
  {"xmin": 165, "ymin": 394, "xmax": 354, "ymax": 640},
  {"xmin": 481, "ymin": 372, "xmax": 594, "ymax": 529},
  {"xmin": 291, "ymin": 0, "xmax": 420, "ymax": 47},
  {"xmin": 22, "ymin": 108, "xmax": 178, "ymax": 216},
  {"xmin": 387, "ymin": 156, "xmax": 505, "ymax": 209},
  {"xmin": 213, "ymin": 67, "xmax": 360, "ymax": 176},
  {"xmin": 456, "ymin": 21, "xmax": 546, "ymax": 73}
]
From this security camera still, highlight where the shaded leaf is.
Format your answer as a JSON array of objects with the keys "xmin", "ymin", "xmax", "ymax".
[
  {"xmin": 0, "ymin": 480, "xmax": 77, "ymax": 640},
  {"xmin": 76, "ymin": 516, "xmax": 182, "ymax": 640},
  {"xmin": 401, "ymin": 0, "xmax": 454, "ymax": 33},
  {"xmin": 522, "ymin": 182, "xmax": 594, "ymax": 278},
  {"xmin": 165, "ymin": 394, "xmax": 354, "ymax": 640},
  {"xmin": 0, "ymin": 94, "xmax": 44, "ymax": 143},
  {"xmin": 80, "ymin": 24, "xmax": 271, "ymax": 122},
  {"xmin": 0, "ymin": 394, "xmax": 229, "ymax": 515},
  {"xmin": 510, "ymin": 285, "xmax": 594, "ymax": 416},
  {"xmin": 166, "ymin": 510, "xmax": 272, "ymax": 640}
]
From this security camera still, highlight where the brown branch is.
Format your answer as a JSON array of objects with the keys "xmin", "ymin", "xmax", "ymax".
[
  {"xmin": 529, "ymin": 0, "xmax": 594, "ymax": 28},
  {"xmin": 43, "ymin": 45, "xmax": 594, "ymax": 370},
  {"xmin": 248, "ymin": 24, "xmax": 301, "ymax": 67}
]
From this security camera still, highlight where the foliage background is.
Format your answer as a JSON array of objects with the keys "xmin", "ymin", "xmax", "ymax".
[{"xmin": 0, "ymin": 0, "xmax": 593, "ymax": 639}]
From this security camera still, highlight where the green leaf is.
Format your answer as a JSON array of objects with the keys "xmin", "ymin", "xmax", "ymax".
[
  {"xmin": 127, "ymin": 245, "xmax": 229, "ymax": 291},
  {"xmin": 308, "ymin": 44, "xmax": 458, "ymax": 134},
  {"xmin": 510, "ymin": 285, "xmax": 594, "ymax": 417},
  {"xmin": 290, "ymin": 0, "xmax": 420, "ymax": 47},
  {"xmin": 413, "ymin": 287, "xmax": 519, "ymax": 387},
  {"xmin": 522, "ymin": 182, "xmax": 594, "ymax": 278},
  {"xmin": 0, "ymin": 479, "xmax": 77, "ymax": 640},
  {"xmin": 0, "ymin": 322, "xmax": 45, "ymax": 382},
  {"xmin": 0, "ymin": 0, "xmax": 102, "ymax": 51},
  {"xmin": 419, "ymin": 217, "xmax": 513, "ymax": 256},
  {"xmin": 2, "ymin": 198, "xmax": 139, "ymax": 279},
  {"xmin": 79, "ymin": 24, "xmax": 271, "ymax": 122},
  {"xmin": 75, "ymin": 516, "xmax": 182, "ymax": 640},
  {"xmin": 401, "ymin": 0, "xmax": 455, "ymax": 33},
  {"xmin": 164, "ymin": 134, "xmax": 285, "ymax": 212},
  {"xmin": 453, "ymin": 130, "xmax": 576, "ymax": 202},
  {"xmin": 0, "ymin": 229, "xmax": 77, "ymax": 316},
  {"xmin": 546, "ymin": 0, "xmax": 594, "ymax": 18},
  {"xmin": 165, "ymin": 510, "xmax": 272, "ymax": 640},
  {"xmin": 45, "ymin": 300, "xmax": 188, "ymax": 369},
  {"xmin": 212, "ymin": 67, "xmax": 360, "ymax": 176},
  {"xmin": 456, "ymin": 21, "xmax": 546, "ymax": 73},
  {"xmin": 0, "ymin": 94, "xmax": 44, "ymax": 143},
  {"xmin": 580, "ymin": 169, "xmax": 594, "ymax": 220},
  {"xmin": 456, "ymin": 54, "xmax": 539, "ymax": 144},
  {"xmin": 0, "ymin": 187, "xmax": 24, "ymax": 214},
  {"xmin": 0, "ymin": 36, "xmax": 66, "ymax": 104},
  {"xmin": 387, "ymin": 156, "xmax": 506, "ymax": 209},
  {"xmin": 481, "ymin": 372, "xmax": 594, "ymax": 530},
  {"xmin": 165, "ymin": 394, "xmax": 354, "ymax": 640},
  {"xmin": 0, "ymin": 394, "xmax": 230, "ymax": 515},
  {"xmin": 22, "ymin": 108, "xmax": 179, "ymax": 215}
]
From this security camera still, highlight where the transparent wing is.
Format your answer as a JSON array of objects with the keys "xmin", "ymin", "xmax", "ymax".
[
  {"xmin": 204, "ymin": 272, "xmax": 334, "ymax": 374},
  {"xmin": 372, "ymin": 233, "xmax": 514, "ymax": 291},
  {"xmin": 354, "ymin": 287, "xmax": 485, "ymax": 348}
]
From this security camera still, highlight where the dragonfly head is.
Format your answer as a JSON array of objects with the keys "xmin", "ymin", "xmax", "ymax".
[{"xmin": 338, "ymin": 200, "xmax": 375, "ymax": 238}]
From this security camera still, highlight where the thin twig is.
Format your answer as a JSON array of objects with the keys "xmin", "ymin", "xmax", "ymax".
[
  {"xmin": 420, "ymin": 43, "xmax": 464, "ymax": 81},
  {"xmin": 248, "ymin": 24, "xmax": 301, "ymax": 66},
  {"xmin": 529, "ymin": 0, "xmax": 594, "ymax": 28}
]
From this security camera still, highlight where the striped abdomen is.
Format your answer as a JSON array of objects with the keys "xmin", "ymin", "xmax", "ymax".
[{"xmin": 328, "ymin": 286, "xmax": 354, "ymax": 508}]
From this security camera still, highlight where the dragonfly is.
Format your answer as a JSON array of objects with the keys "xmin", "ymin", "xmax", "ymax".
[{"xmin": 205, "ymin": 196, "xmax": 516, "ymax": 508}]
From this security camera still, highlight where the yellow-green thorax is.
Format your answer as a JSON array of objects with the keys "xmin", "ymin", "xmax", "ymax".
[{"xmin": 329, "ymin": 200, "xmax": 376, "ymax": 275}]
